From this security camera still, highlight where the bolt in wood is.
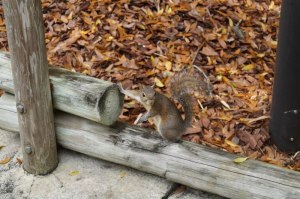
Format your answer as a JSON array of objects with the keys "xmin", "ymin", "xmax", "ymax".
[
  {"xmin": 16, "ymin": 103, "xmax": 24, "ymax": 114},
  {"xmin": 24, "ymin": 145, "xmax": 32, "ymax": 154}
]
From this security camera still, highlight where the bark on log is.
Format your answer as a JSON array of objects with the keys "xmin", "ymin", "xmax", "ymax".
[
  {"xmin": 3, "ymin": 0, "xmax": 57, "ymax": 174},
  {"xmin": 1, "ymin": 93, "xmax": 300, "ymax": 199},
  {"xmin": 0, "ymin": 52, "xmax": 124, "ymax": 126}
]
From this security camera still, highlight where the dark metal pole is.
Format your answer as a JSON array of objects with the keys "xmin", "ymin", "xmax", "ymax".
[{"xmin": 270, "ymin": 0, "xmax": 300, "ymax": 152}]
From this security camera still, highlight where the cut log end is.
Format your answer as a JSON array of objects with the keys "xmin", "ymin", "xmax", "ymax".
[{"xmin": 97, "ymin": 84, "xmax": 124, "ymax": 126}]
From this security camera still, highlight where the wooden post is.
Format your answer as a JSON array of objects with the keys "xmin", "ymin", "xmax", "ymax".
[{"xmin": 3, "ymin": 0, "xmax": 58, "ymax": 174}]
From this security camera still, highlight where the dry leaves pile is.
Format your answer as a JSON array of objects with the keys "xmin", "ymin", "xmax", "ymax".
[{"xmin": 0, "ymin": 0, "xmax": 299, "ymax": 170}]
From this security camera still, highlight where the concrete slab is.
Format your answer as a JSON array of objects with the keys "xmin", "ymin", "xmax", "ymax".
[{"xmin": 0, "ymin": 129, "xmax": 223, "ymax": 199}]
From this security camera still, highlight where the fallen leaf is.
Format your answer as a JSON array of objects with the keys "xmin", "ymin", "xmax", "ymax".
[
  {"xmin": 69, "ymin": 170, "xmax": 80, "ymax": 176},
  {"xmin": 228, "ymin": 17, "xmax": 234, "ymax": 27},
  {"xmin": 201, "ymin": 117, "xmax": 210, "ymax": 129},
  {"xmin": 225, "ymin": 140, "xmax": 238, "ymax": 147},
  {"xmin": 200, "ymin": 46, "xmax": 218, "ymax": 56},
  {"xmin": 233, "ymin": 157, "xmax": 249, "ymax": 163},
  {"xmin": 16, "ymin": 157, "xmax": 22, "ymax": 165},
  {"xmin": 269, "ymin": 1, "xmax": 275, "ymax": 10},
  {"xmin": 120, "ymin": 171, "xmax": 127, "ymax": 178},
  {"xmin": 165, "ymin": 61, "xmax": 172, "ymax": 71},
  {"xmin": 242, "ymin": 64, "xmax": 255, "ymax": 71},
  {"xmin": 0, "ymin": 145, "xmax": 5, "ymax": 150},
  {"xmin": 237, "ymin": 131, "xmax": 258, "ymax": 149},
  {"xmin": 174, "ymin": 184, "xmax": 187, "ymax": 195},
  {"xmin": 184, "ymin": 127, "xmax": 202, "ymax": 135},
  {"xmin": 60, "ymin": 15, "xmax": 68, "ymax": 23},
  {"xmin": 154, "ymin": 77, "xmax": 164, "ymax": 87},
  {"xmin": 0, "ymin": 157, "xmax": 11, "ymax": 164}
]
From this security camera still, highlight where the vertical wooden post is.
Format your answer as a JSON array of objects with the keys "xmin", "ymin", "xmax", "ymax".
[{"xmin": 3, "ymin": 0, "xmax": 58, "ymax": 174}]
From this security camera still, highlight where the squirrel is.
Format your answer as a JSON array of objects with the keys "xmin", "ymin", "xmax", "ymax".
[{"xmin": 118, "ymin": 66, "xmax": 212, "ymax": 142}]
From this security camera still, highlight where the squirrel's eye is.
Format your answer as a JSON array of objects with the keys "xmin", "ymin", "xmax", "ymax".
[{"xmin": 142, "ymin": 93, "xmax": 146, "ymax": 97}]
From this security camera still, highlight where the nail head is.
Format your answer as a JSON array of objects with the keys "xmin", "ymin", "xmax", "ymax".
[
  {"xmin": 16, "ymin": 103, "xmax": 25, "ymax": 114},
  {"xmin": 24, "ymin": 146, "xmax": 32, "ymax": 154}
]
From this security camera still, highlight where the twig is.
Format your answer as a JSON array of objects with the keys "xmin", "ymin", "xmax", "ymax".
[
  {"xmin": 215, "ymin": 95, "xmax": 230, "ymax": 109},
  {"xmin": 134, "ymin": 113, "xmax": 143, "ymax": 125},
  {"xmin": 197, "ymin": 99, "xmax": 204, "ymax": 110},
  {"xmin": 191, "ymin": 42, "xmax": 205, "ymax": 65},
  {"xmin": 236, "ymin": 19, "xmax": 243, "ymax": 26},
  {"xmin": 246, "ymin": 115, "xmax": 270, "ymax": 124},
  {"xmin": 191, "ymin": 46, "xmax": 200, "ymax": 65},
  {"xmin": 292, "ymin": 151, "xmax": 300, "ymax": 160},
  {"xmin": 193, "ymin": 64, "xmax": 213, "ymax": 96},
  {"xmin": 153, "ymin": 52, "xmax": 168, "ymax": 59}
]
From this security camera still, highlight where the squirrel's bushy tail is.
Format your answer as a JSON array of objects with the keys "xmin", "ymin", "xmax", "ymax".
[{"xmin": 169, "ymin": 67, "xmax": 212, "ymax": 128}]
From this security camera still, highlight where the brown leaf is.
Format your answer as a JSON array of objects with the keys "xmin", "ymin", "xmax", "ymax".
[
  {"xmin": 201, "ymin": 117, "xmax": 210, "ymax": 129},
  {"xmin": 218, "ymin": 38, "xmax": 227, "ymax": 49},
  {"xmin": 115, "ymin": 55, "xmax": 139, "ymax": 69},
  {"xmin": 16, "ymin": 157, "xmax": 23, "ymax": 165},
  {"xmin": 0, "ymin": 157, "xmax": 11, "ymax": 164},
  {"xmin": 60, "ymin": 15, "xmax": 68, "ymax": 23},
  {"xmin": 49, "ymin": 29, "xmax": 81, "ymax": 53},
  {"xmin": 184, "ymin": 127, "xmax": 202, "ymax": 135},
  {"xmin": 200, "ymin": 46, "xmax": 218, "ymax": 56},
  {"xmin": 237, "ymin": 131, "xmax": 257, "ymax": 150}
]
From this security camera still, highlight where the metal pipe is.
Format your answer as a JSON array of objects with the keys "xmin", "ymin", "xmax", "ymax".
[{"xmin": 270, "ymin": 0, "xmax": 300, "ymax": 152}]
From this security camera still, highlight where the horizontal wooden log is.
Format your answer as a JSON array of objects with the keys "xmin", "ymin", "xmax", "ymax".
[
  {"xmin": 1, "ymin": 93, "xmax": 300, "ymax": 199},
  {"xmin": 0, "ymin": 52, "xmax": 124, "ymax": 126}
]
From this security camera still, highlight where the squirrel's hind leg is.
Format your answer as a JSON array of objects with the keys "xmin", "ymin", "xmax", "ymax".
[{"xmin": 160, "ymin": 129, "xmax": 183, "ymax": 142}]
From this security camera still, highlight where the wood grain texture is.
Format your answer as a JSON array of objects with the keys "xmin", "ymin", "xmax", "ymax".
[
  {"xmin": 1, "ymin": 93, "xmax": 300, "ymax": 199},
  {"xmin": 0, "ymin": 52, "xmax": 124, "ymax": 126},
  {"xmin": 2, "ymin": 0, "xmax": 58, "ymax": 174}
]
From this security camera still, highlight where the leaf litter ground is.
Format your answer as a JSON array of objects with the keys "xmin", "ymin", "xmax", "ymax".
[{"xmin": 0, "ymin": 0, "xmax": 299, "ymax": 171}]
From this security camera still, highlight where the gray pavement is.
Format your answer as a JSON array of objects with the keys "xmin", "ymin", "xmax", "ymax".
[{"xmin": 0, "ymin": 129, "xmax": 223, "ymax": 199}]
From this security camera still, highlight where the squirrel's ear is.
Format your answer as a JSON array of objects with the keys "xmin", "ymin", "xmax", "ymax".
[{"xmin": 138, "ymin": 83, "xmax": 144, "ymax": 90}]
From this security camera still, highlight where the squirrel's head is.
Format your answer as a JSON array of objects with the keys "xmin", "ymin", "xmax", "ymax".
[{"xmin": 139, "ymin": 85, "xmax": 156, "ymax": 107}]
